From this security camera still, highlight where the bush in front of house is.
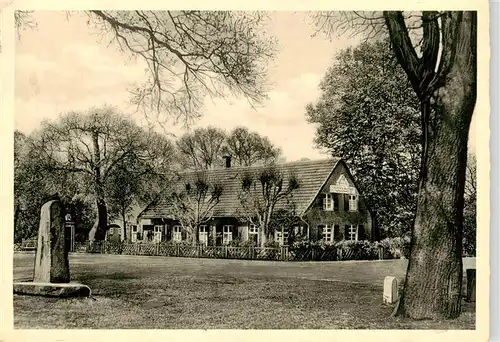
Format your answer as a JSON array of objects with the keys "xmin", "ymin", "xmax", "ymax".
[
  {"xmin": 334, "ymin": 240, "xmax": 380, "ymax": 260},
  {"xmin": 287, "ymin": 237, "xmax": 411, "ymax": 261},
  {"xmin": 378, "ymin": 235, "xmax": 411, "ymax": 259}
]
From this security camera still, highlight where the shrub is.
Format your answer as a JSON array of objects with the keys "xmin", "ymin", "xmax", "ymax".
[
  {"xmin": 334, "ymin": 240, "xmax": 379, "ymax": 260},
  {"xmin": 264, "ymin": 239, "xmax": 280, "ymax": 248},
  {"xmin": 239, "ymin": 239, "xmax": 258, "ymax": 247},
  {"xmin": 378, "ymin": 236, "xmax": 411, "ymax": 259}
]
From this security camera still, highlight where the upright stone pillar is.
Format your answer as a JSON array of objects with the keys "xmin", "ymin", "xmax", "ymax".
[
  {"xmin": 383, "ymin": 276, "xmax": 398, "ymax": 304},
  {"xmin": 33, "ymin": 200, "xmax": 70, "ymax": 283}
]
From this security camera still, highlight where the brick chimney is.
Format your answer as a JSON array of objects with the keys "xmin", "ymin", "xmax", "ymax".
[{"xmin": 223, "ymin": 156, "xmax": 232, "ymax": 168}]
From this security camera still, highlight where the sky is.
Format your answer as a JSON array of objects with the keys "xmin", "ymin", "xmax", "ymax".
[{"xmin": 15, "ymin": 11, "xmax": 477, "ymax": 162}]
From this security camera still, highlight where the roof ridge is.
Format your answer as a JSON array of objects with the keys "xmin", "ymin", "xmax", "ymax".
[{"xmin": 176, "ymin": 157, "xmax": 341, "ymax": 176}]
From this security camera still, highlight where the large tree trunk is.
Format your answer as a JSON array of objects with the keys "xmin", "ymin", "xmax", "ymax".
[
  {"xmin": 192, "ymin": 225, "xmax": 198, "ymax": 246},
  {"xmin": 389, "ymin": 11, "xmax": 477, "ymax": 319},
  {"xmin": 92, "ymin": 131, "xmax": 108, "ymax": 241},
  {"xmin": 121, "ymin": 210, "xmax": 127, "ymax": 242}
]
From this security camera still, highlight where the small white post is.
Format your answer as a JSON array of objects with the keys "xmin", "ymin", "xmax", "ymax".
[{"xmin": 383, "ymin": 276, "xmax": 398, "ymax": 304}]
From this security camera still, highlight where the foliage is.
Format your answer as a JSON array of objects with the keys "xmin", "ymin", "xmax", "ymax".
[
  {"xmin": 306, "ymin": 38, "xmax": 421, "ymax": 237},
  {"xmin": 378, "ymin": 236, "xmax": 411, "ymax": 258},
  {"xmin": 290, "ymin": 236, "xmax": 410, "ymax": 260},
  {"xmin": 311, "ymin": 10, "xmax": 478, "ymax": 319},
  {"xmin": 15, "ymin": 106, "xmax": 176, "ymax": 242},
  {"xmin": 66, "ymin": 195, "xmax": 97, "ymax": 243},
  {"xmin": 14, "ymin": 130, "xmax": 86, "ymax": 242}
]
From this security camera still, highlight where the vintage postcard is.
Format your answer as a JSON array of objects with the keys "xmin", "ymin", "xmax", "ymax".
[{"xmin": 0, "ymin": 0, "xmax": 491, "ymax": 341}]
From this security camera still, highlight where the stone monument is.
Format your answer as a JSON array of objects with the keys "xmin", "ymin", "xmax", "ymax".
[
  {"xmin": 34, "ymin": 200, "xmax": 70, "ymax": 283},
  {"xmin": 383, "ymin": 276, "xmax": 398, "ymax": 304},
  {"xmin": 14, "ymin": 198, "xmax": 91, "ymax": 297}
]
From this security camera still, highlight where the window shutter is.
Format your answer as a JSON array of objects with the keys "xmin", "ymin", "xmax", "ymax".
[
  {"xmin": 181, "ymin": 228, "xmax": 186, "ymax": 241},
  {"xmin": 344, "ymin": 225, "xmax": 349, "ymax": 240},
  {"xmin": 166, "ymin": 226, "xmax": 171, "ymax": 240},
  {"xmin": 317, "ymin": 225, "xmax": 324, "ymax": 241},
  {"xmin": 334, "ymin": 194, "xmax": 339, "ymax": 211},
  {"xmin": 344, "ymin": 194, "xmax": 350, "ymax": 211},
  {"xmin": 334, "ymin": 224, "xmax": 341, "ymax": 241},
  {"xmin": 358, "ymin": 225, "xmax": 365, "ymax": 241}
]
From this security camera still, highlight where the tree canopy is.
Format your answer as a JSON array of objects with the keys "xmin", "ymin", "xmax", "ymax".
[
  {"xmin": 311, "ymin": 10, "xmax": 477, "ymax": 320},
  {"xmin": 20, "ymin": 106, "xmax": 176, "ymax": 241},
  {"xmin": 223, "ymin": 126, "xmax": 281, "ymax": 167},
  {"xmin": 306, "ymin": 38, "xmax": 421, "ymax": 237},
  {"xmin": 176, "ymin": 126, "xmax": 282, "ymax": 170}
]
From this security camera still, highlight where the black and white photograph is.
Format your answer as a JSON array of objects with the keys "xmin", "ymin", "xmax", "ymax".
[{"xmin": 1, "ymin": 3, "xmax": 491, "ymax": 339}]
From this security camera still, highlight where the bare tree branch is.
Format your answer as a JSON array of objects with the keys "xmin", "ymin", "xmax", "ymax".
[{"xmin": 84, "ymin": 10, "xmax": 276, "ymax": 126}]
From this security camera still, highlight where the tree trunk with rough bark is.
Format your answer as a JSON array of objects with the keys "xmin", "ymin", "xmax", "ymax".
[
  {"xmin": 384, "ymin": 11, "xmax": 476, "ymax": 319},
  {"xmin": 192, "ymin": 225, "xmax": 198, "ymax": 246},
  {"xmin": 121, "ymin": 210, "xmax": 127, "ymax": 242},
  {"xmin": 92, "ymin": 131, "xmax": 108, "ymax": 241}
]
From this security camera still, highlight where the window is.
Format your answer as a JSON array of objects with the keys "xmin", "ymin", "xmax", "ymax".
[
  {"xmin": 153, "ymin": 225, "xmax": 162, "ymax": 243},
  {"xmin": 199, "ymin": 225, "xmax": 208, "ymax": 245},
  {"xmin": 275, "ymin": 229, "xmax": 289, "ymax": 246},
  {"xmin": 249, "ymin": 224, "xmax": 259, "ymax": 234},
  {"xmin": 173, "ymin": 225, "xmax": 182, "ymax": 242},
  {"xmin": 109, "ymin": 227, "xmax": 114, "ymax": 234},
  {"xmin": 323, "ymin": 194, "xmax": 333, "ymax": 211},
  {"xmin": 248, "ymin": 224, "xmax": 258, "ymax": 243},
  {"xmin": 348, "ymin": 225, "xmax": 358, "ymax": 241},
  {"xmin": 132, "ymin": 225, "xmax": 137, "ymax": 232},
  {"xmin": 322, "ymin": 225, "xmax": 333, "ymax": 242},
  {"xmin": 223, "ymin": 225, "xmax": 233, "ymax": 244},
  {"xmin": 349, "ymin": 195, "xmax": 358, "ymax": 212}
]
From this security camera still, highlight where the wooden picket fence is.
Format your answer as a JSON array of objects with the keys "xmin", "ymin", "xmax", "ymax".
[
  {"xmin": 83, "ymin": 241, "xmax": 290, "ymax": 261},
  {"xmin": 76, "ymin": 241, "xmax": 390, "ymax": 262}
]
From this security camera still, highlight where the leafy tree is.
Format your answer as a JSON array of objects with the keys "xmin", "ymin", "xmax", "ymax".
[
  {"xmin": 238, "ymin": 165, "xmax": 300, "ymax": 247},
  {"xmin": 312, "ymin": 11, "xmax": 477, "ymax": 319},
  {"xmin": 106, "ymin": 128, "xmax": 177, "ymax": 242},
  {"xmin": 176, "ymin": 126, "xmax": 226, "ymax": 169},
  {"xmin": 166, "ymin": 171, "xmax": 224, "ymax": 246},
  {"xmin": 28, "ymin": 106, "xmax": 175, "ymax": 241},
  {"xmin": 14, "ymin": 130, "xmax": 84, "ymax": 242},
  {"xmin": 223, "ymin": 126, "xmax": 282, "ymax": 167},
  {"xmin": 306, "ymin": 38, "xmax": 421, "ymax": 238},
  {"xmin": 65, "ymin": 194, "xmax": 96, "ymax": 243}
]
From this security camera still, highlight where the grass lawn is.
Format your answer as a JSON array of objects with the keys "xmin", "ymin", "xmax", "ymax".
[{"xmin": 13, "ymin": 252, "xmax": 475, "ymax": 329}]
